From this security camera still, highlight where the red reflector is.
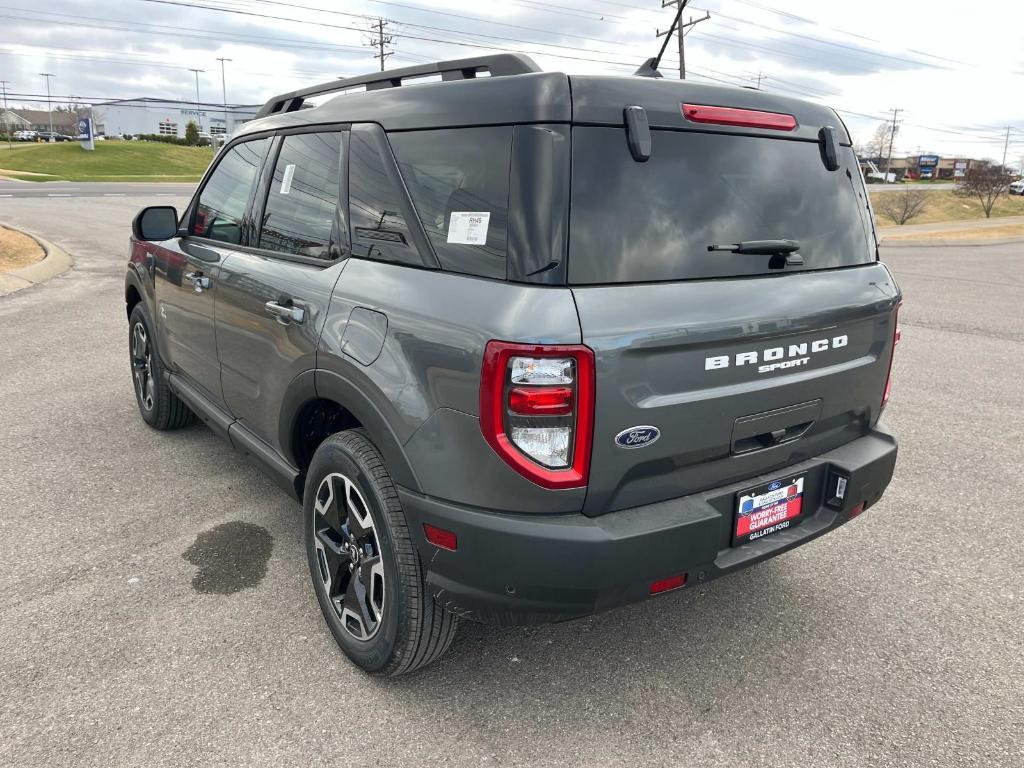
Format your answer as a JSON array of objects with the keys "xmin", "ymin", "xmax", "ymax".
[
  {"xmin": 848, "ymin": 502, "xmax": 866, "ymax": 519},
  {"xmin": 508, "ymin": 386, "xmax": 573, "ymax": 416},
  {"xmin": 423, "ymin": 524, "xmax": 457, "ymax": 551},
  {"xmin": 650, "ymin": 573, "xmax": 687, "ymax": 595},
  {"xmin": 682, "ymin": 103, "xmax": 797, "ymax": 131}
]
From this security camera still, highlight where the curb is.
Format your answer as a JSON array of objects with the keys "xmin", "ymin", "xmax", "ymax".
[
  {"xmin": 879, "ymin": 235, "xmax": 1024, "ymax": 248},
  {"xmin": 0, "ymin": 225, "xmax": 74, "ymax": 297}
]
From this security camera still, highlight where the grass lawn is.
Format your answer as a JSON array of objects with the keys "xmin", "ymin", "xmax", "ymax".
[
  {"xmin": 0, "ymin": 141, "xmax": 214, "ymax": 182},
  {"xmin": 870, "ymin": 189, "xmax": 1024, "ymax": 226}
]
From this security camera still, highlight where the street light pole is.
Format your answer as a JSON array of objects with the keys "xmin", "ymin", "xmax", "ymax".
[
  {"xmin": 216, "ymin": 57, "xmax": 231, "ymax": 137},
  {"xmin": 188, "ymin": 68, "xmax": 204, "ymax": 132},
  {"xmin": 39, "ymin": 72, "xmax": 55, "ymax": 141}
]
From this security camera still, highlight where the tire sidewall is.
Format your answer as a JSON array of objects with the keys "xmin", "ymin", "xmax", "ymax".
[{"xmin": 303, "ymin": 436, "xmax": 405, "ymax": 673}]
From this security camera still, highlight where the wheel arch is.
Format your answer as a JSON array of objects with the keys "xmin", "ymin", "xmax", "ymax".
[{"xmin": 281, "ymin": 369, "xmax": 421, "ymax": 497}]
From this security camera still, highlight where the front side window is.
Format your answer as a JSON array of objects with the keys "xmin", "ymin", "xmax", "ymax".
[
  {"xmin": 390, "ymin": 127, "xmax": 512, "ymax": 279},
  {"xmin": 258, "ymin": 132, "xmax": 342, "ymax": 260},
  {"xmin": 192, "ymin": 137, "xmax": 269, "ymax": 245}
]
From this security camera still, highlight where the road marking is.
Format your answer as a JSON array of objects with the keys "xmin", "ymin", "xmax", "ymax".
[
  {"xmin": 103, "ymin": 193, "xmax": 126, "ymax": 197},
  {"xmin": 0, "ymin": 194, "xmax": 12, "ymax": 197},
  {"xmin": 48, "ymin": 193, "xmax": 72, "ymax": 197},
  {"xmin": 155, "ymin": 193, "xmax": 175, "ymax": 197}
]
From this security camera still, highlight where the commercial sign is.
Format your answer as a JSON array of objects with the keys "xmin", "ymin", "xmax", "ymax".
[
  {"xmin": 954, "ymin": 159, "xmax": 968, "ymax": 178},
  {"xmin": 918, "ymin": 154, "xmax": 939, "ymax": 167},
  {"xmin": 78, "ymin": 117, "xmax": 95, "ymax": 151}
]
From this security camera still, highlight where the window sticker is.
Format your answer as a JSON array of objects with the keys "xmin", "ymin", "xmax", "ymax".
[
  {"xmin": 280, "ymin": 163, "xmax": 296, "ymax": 195},
  {"xmin": 447, "ymin": 211, "xmax": 490, "ymax": 245}
]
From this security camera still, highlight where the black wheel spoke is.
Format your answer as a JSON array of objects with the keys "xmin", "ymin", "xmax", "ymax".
[{"xmin": 314, "ymin": 475, "xmax": 346, "ymax": 536}]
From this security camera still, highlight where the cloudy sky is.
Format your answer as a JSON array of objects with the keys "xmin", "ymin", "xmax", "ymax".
[{"xmin": 1, "ymin": 0, "xmax": 1021, "ymax": 162}]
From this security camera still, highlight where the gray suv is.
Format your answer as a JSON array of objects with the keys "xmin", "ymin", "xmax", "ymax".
[{"xmin": 125, "ymin": 54, "xmax": 901, "ymax": 675}]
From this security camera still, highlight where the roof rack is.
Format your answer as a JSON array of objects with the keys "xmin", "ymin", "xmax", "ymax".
[{"xmin": 254, "ymin": 53, "xmax": 541, "ymax": 120}]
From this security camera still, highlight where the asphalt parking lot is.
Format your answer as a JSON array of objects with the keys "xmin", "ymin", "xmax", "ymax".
[{"xmin": 1, "ymin": 190, "xmax": 1021, "ymax": 767}]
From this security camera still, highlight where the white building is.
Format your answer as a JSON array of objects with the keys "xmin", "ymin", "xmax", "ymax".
[{"xmin": 93, "ymin": 97, "xmax": 259, "ymax": 139}]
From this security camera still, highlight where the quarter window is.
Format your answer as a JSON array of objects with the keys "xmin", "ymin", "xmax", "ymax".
[
  {"xmin": 258, "ymin": 132, "xmax": 342, "ymax": 260},
  {"xmin": 192, "ymin": 138, "xmax": 269, "ymax": 245},
  {"xmin": 390, "ymin": 127, "xmax": 511, "ymax": 279}
]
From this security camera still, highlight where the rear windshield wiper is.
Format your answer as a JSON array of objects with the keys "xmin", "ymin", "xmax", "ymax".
[
  {"xmin": 708, "ymin": 239, "xmax": 803, "ymax": 268},
  {"xmin": 707, "ymin": 239, "xmax": 800, "ymax": 255}
]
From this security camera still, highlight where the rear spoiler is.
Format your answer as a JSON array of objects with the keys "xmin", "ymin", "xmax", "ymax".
[{"xmin": 254, "ymin": 54, "xmax": 541, "ymax": 120}]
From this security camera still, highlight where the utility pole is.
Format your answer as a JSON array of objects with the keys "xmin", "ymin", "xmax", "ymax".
[
  {"xmin": 188, "ymin": 68, "xmax": 204, "ymax": 132},
  {"xmin": 1, "ymin": 80, "xmax": 10, "ymax": 149},
  {"xmin": 1001, "ymin": 125, "xmax": 1011, "ymax": 171},
  {"xmin": 658, "ymin": 1, "xmax": 711, "ymax": 79},
  {"xmin": 367, "ymin": 18, "xmax": 394, "ymax": 72},
  {"xmin": 217, "ymin": 57, "xmax": 231, "ymax": 137},
  {"xmin": 753, "ymin": 71, "xmax": 767, "ymax": 89},
  {"xmin": 39, "ymin": 72, "xmax": 55, "ymax": 141},
  {"xmin": 884, "ymin": 107, "xmax": 901, "ymax": 184}
]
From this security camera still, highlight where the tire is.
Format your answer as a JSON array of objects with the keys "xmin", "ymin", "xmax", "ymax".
[
  {"xmin": 128, "ymin": 304, "xmax": 194, "ymax": 430},
  {"xmin": 304, "ymin": 429, "xmax": 457, "ymax": 675}
]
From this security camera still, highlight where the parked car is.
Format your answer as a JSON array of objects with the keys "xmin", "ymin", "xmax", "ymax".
[
  {"xmin": 125, "ymin": 53, "xmax": 901, "ymax": 676},
  {"xmin": 37, "ymin": 131, "xmax": 74, "ymax": 142},
  {"xmin": 1009, "ymin": 179, "xmax": 1024, "ymax": 196},
  {"xmin": 13, "ymin": 130, "xmax": 38, "ymax": 141}
]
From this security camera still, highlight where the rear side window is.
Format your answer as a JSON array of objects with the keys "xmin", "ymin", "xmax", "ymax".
[
  {"xmin": 390, "ymin": 127, "xmax": 512, "ymax": 279},
  {"xmin": 259, "ymin": 132, "xmax": 342, "ymax": 260},
  {"xmin": 568, "ymin": 128, "xmax": 874, "ymax": 284},
  {"xmin": 348, "ymin": 124, "xmax": 423, "ymax": 266},
  {"xmin": 192, "ymin": 138, "xmax": 269, "ymax": 245}
]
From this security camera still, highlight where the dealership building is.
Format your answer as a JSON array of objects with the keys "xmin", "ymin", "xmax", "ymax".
[{"xmin": 91, "ymin": 97, "xmax": 260, "ymax": 138}]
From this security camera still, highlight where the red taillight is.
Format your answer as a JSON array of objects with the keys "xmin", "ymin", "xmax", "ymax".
[
  {"xmin": 509, "ymin": 386, "xmax": 574, "ymax": 416},
  {"xmin": 423, "ymin": 523, "xmax": 457, "ymax": 551},
  {"xmin": 480, "ymin": 341, "xmax": 595, "ymax": 490},
  {"xmin": 848, "ymin": 503, "xmax": 866, "ymax": 520},
  {"xmin": 881, "ymin": 304, "xmax": 902, "ymax": 410},
  {"xmin": 682, "ymin": 103, "xmax": 797, "ymax": 131},
  {"xmin": 650, "ymin": 573, "xmax": 687, "ymax": 595}
]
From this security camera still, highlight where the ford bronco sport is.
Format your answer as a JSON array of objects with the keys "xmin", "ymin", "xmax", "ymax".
[{"xmin": 125, "ymin": 54, "xmax": 900, "ymax": 675}]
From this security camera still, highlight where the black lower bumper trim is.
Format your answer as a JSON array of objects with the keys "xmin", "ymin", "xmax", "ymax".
[{"xmin": 398, "ymin": 426, "xmax": 897, "ymax": 626}]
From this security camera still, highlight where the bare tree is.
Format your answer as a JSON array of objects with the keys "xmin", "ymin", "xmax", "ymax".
[
  {"xmin": 867, "ymin": 121, "xmax": 894, "ymax": 161},
  {"xmin": 877, "ymin": 187, "xmax": 930, "ymax": 225},
  {"xmin": 956, "ymin": 161, "xmax": 1013, "ymax": 218}
]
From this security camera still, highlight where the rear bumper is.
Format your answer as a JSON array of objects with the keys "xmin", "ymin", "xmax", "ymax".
[{"xmin": 399, "ymin": 426, "xmax": 897, "ymax": 626}]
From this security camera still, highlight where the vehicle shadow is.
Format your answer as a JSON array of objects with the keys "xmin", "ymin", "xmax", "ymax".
[{"xmin": 381, "ymin": 554, "xmax": 843, "ymax": 723}]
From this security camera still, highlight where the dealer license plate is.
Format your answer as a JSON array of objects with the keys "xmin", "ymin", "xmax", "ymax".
[{"xmin": 734, "ymin": 474, "xmax": 806, "ymax": 545}]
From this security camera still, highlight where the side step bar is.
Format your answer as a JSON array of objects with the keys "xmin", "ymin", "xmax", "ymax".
[{"xmin": 168, "ymin": 374, "xmax": 302, "ymax": 500}]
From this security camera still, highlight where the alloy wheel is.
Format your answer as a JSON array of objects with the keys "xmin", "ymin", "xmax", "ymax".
[
  {"xmin": 312, "ymin": 472, "xmax": 386, "ymax": 641},
  {"xmin": 131, "ymin": 322, "xmax": 156, "ymax": 412}
]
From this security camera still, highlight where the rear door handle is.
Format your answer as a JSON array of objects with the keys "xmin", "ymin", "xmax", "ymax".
[
  {"xmin": 265, "ymin": 300, "xmax": 305, "ymax": 324},
  {"xmin": 184, "ymin": 271, "xmax": 211, "ymax": 292}
]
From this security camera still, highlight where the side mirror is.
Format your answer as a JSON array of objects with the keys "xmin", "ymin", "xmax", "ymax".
[{"xmin": 132, "ymin": 206, "xmax": 179, "ymax": 242}]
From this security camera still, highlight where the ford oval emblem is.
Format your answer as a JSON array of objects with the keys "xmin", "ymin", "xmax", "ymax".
[
  {"xmin": 768, "ymin": 481, "xmax": 782, "ymax": 491},
  {"xmin": 615, "ymin": 426, "xmax": 661, "ymax": 449}
]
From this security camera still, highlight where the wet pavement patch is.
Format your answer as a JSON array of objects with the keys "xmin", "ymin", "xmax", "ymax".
[{"xmin": 183, "ymin": 521, "xmax": 273, "ymax": 594}]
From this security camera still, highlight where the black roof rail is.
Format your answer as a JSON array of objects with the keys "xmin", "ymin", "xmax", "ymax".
[{"xmin": 254, "ymin": 53, "xmax": 541, "ymax": 120}]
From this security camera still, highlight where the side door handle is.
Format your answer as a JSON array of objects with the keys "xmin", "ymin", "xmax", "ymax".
[
  {"xmin": 184, "ymin": 271, "xmax": 211, "ymax": 292},
  {"xmin": 265, "ymin": 300, "xmax": 305, "ymax": 325}
]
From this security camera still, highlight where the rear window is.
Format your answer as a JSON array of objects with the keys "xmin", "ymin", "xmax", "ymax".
[{"xmin": 568, "ymin": 128, "xmax": 874, "ymax": 284}]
